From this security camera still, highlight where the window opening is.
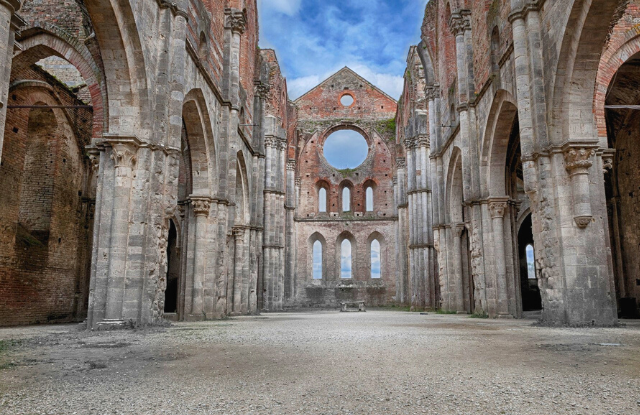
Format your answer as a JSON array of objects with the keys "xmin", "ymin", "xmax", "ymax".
[
  {"xmin": 371, "ymin": 239, "xmax": 381, "ymax": 279},
  {"xmin": 341, "ymin": 239, "xmax": 352, "ymax": 279}
]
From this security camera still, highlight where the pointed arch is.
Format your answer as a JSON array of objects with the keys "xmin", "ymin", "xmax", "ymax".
[
  {"xmin": 234, "ymin": 151, "xmax": 249, "ymax": 226},
  {"xmin": 550, "ymin": 0, "xmax": 623, "ymax": 146},
  {"xmin": 445, "ymin": 147, "xmax": 464, "ymax": 224},
  {"xmin": 13, "ymin": 26, "xmax": 107, "ymax": 137},
  {"xmin": 83, "ymin": 0, "xmax": 149, "ymax": 137},
  {"xmin": 480, "ymin": 89, "xmax": 519, "ymax": 198},
  {"xmin": 182, "ymin": 89, "xmax": 217, "ymax": 196},
  {"xmin": 336, "ymin": 231, "xmax": 357, "ymax": 280},
  {"xmin": 308, "ymin": 232, "xmax": 327, "ymax": 280}
]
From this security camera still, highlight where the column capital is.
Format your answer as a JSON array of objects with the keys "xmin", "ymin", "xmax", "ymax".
[
  {"xmin": 396, "ymin": 157, "xmax": 406, "ymax": 168},
  {"xmin": 425, "ymin": 85, "xmax": 440, "ymax": 101},
  {"xmin": 232, "ymin": 226, "xmax": 247, "ymax": 240},
  {"xmin": 286, "ymin": 159, "xmax": 296, "ymax": 171},
  {"xmin": 404, "ymin": 138, "xmax": 417, "ymax": 150},
  {"xmin": 86, "ymin": 145, "xmax": 101, "ymax": 172},
  {"xmin": 110, "ymin": 143, "xmax": 138, "ymax": 169},
  {"xmin": 508, "ymin": 0, "xmax": 546, "ymax": 23},
  {"xmin": 190, "ymin": 196, "xmax": 212, "ymax": 217},
  {"xmin": 449, "ymin": 10, "xmax": 471, "ymax": 36},
  {"xmin": 225, "ymin": 8, "xmax": 247, "ymax": 34},
  {"xmin": 563, "ymin": 146, "xmax": 596, "ymax": 174},
  {"xmin": 454, "ymin": 223, "xmax": 466, "ymax": 237},
  {"xmin": 489, "ymin": 200, "xmax": 509, "ymax": 219},
  {"xmin": 602, "ymin": 149, "xmax": 615, "ymax": 174},
  {"xmin": 265, "ymin": 136, "xmax": 278, "ymax": 148}
]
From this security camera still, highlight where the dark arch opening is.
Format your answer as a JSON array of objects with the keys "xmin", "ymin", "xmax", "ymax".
[
  {"xmin": 518, "ymin": 214, "xmax": 541, "ymax": 311},
  {"xmin": 164, "ymin": 220, "xmax": 179, "ymax": 313}
]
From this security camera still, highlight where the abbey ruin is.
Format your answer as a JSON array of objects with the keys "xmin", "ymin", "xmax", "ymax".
[{"xmin": 0, "ymin": 0, "xmax": 638, "ymax": 329}]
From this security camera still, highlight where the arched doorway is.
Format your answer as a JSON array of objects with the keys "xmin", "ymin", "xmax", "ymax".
[
  {"xmin": 604, "ymin": 51, "xmax": 640, "ymax": 318},
  {"xmin": 164, "ymin": 220, "xmax": 179, "ymax": 314},
  {"xmin": 518, "ymin": 214, "xmax": 541, "ymax": 311}
]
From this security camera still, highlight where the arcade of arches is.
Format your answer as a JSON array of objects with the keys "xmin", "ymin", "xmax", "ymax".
[{"xmin": 0, "ymin": 0, "xmax": 638, "ymax": 328}]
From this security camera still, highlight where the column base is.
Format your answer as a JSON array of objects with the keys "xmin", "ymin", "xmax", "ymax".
[
  {"xmin": 96, "ymin": 319, "xmax": 125, "ymax": 330},
  {"xmin": 497, "ymin": 313, "xmax": 514, "ymax": 319},
  {"xmin": 456, "ymin": 311, "xmax": 467, "ymax": 315}
]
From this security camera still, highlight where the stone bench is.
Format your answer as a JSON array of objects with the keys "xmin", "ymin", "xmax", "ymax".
[{"xmin": 340, "ymin": 301, "xmax": 366, "ymax": 312}]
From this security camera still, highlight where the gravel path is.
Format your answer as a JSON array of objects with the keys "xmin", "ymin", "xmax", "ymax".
[{"xmin": 0, "ymin": 310, "xmax": 639, "ymax": 414}]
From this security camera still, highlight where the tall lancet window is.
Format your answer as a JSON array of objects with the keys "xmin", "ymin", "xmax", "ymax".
[
  {"xmin": 366, "ymin": 187, "xmax": 374, "ymax": 211},
  {"xmin": 319, "ymin": 188, "xmax": 327, "ymax": 212},
  {"xmin": 341, "ymin": 239, "xmax": 352, "ymax": 279},
  {"xmin": 371, "ymin": 239, "xmax": 381, "ymax": 279},
  {"xmin": 313, "ymin": 240, "xmax": 323, "ymax": 279},
  {"xmin": 342, "ymin": 187, "xmax": 351, "ymax": 212}
]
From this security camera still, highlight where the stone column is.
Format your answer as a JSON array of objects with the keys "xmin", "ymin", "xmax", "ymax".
[
  {"xmin": 233, "ymin": 227, "xmax": 245, "ymax": 314},
  {"xmin": 490, "ymin": 200, "xmax": 510, "ymax": 317},
  {"xmin": 453, "ymin": 223, "xmax": 466, "ymax": 313},
  {"xmin": 563, "ymin": 146, "xmax": 596, "ymax": 228},
  {"xmin": 103, "ymin": 139, "xmax": 138, "ymax": 324},
  {"xmin": 0, "ymin": 0, "xmax": 22, "ymax": 163},
  {"xmin": 189, "ymin": 196, "xmax": 211, "ymax": 319}
]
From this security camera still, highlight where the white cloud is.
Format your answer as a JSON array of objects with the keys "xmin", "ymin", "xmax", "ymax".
[
  {"xmin": 261, "ymin": 0, "xmax": 302, "ymax": 16},
  {"xmin": 287, "ymin": 75, "xmax": 321, "ymax": 99},
  {"xmin": 259, "ymin": 0, "xmax": 426, "ymax": 100}
]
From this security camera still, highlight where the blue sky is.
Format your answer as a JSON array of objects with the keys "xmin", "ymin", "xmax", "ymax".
[
  {"xmin": 323, "ymin": 130, "xmax": 368, "ymax": 169},
  {"xmin": 258, "ymin": 0, "xmax": 428, "ymax": 99}
]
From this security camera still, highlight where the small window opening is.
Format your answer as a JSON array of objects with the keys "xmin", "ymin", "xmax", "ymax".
[{"xmin": 526, "ymin": 245, "xmax": 536, "ymax": 280}]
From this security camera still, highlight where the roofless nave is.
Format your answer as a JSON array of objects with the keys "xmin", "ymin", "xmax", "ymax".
[{"xmin": 0, "ymin": 0, "xmax": 638, "ymax": 328}]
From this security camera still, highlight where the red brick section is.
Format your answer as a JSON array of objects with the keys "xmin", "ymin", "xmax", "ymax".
[
  {"xmin": 261, "ymin": 49, "xmax": 289, "ymax": 127},
  {"xmin": 595, "ymin": 3, "xmax": 640, "ymax": 138},
  {"xmin": 20, "ymin": 0, "xmax": 86, "ymax": 39},
  {"xmin": 17, "ymin": 0, "xmax": 106, "ymax": 138},
  {"xmin": 471, "ymin": 0, "xmax": 513, "ymax": 94},
  {"xmin": 295, "ymin": 69, "xmax": 397, "ymax": 121},
  {"xmin": 0, "ymin": 66, "xmax": 93, "ymax": 326},
  {"xmin": 295, "ymin": 69, "xmax": 397, "ymax": 219}
]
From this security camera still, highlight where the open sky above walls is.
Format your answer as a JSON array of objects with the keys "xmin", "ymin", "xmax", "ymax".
[{"xmin": 258, "ymin": 0, "xmax": 428, "ymax": 100}]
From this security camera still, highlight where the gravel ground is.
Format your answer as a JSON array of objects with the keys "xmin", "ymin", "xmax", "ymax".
[{"xmin": 0, "ymin": 310, "xmax": 639, "ymax": 415}]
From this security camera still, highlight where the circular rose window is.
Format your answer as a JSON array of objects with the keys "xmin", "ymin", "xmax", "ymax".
[
  {"xmin": 323, "ymin": 130, "xmax": 368, "ymax": 169},
  {"xmin": 340, "ymin": 94, "xmax": 354, "ymax": 107}
]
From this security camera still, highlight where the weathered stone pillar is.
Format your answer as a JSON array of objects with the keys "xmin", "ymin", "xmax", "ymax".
[
  {"xmin": 453, "ymin": 223, "xmax": 466, "ymax": 313},
  {"xmin": 490, "ymin": 200, "xmax": 510, "ymax": 317},
  {"xmin": 563, "ymin": 146, "xmax": 596, "ymax": 228},
  {"xmin": 0, "ymin": 0, "xmax": 22, "ymax": 163},
  {"xmin": 189, "ymin": 196, "xmax": 211, "ymax": 319},
  {"xmin": 233, "ymin": 227, "xmax": 245, "ymax": 314},
  {"xmin": 103, "ymin": 138, "xmax": 139, "ymax": 325}
]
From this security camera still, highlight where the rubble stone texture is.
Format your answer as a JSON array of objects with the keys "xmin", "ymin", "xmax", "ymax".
[{"xmin": 0, "ymin": 0, "xmax": 637, "ymax": 328}]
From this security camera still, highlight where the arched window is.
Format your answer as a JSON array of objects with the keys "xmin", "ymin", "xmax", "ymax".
[
  {"xmin": 342, "ymin": 187, "xmax": 351, "ymax": 212},
  {"xmin": 366, "ymin": 187, "xmax": 374, "ymax": 211},
  {"xmin": 313, "ymin": 240, "xmax": 323, "ymax": 279},
  {"xmin": 341, "ymin": 239, "xmax": 352, "ymax": 279},
  {"xmin": 319, "ymin": 188, "xmax": 327, "ymax": 212},
  {"xmin": 526, "ymin": 244, "xmax": 535, "ymax": 280},
  {"xmin": 371, "ymin": 239, "xmax": 381, "ymax": 279}
]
